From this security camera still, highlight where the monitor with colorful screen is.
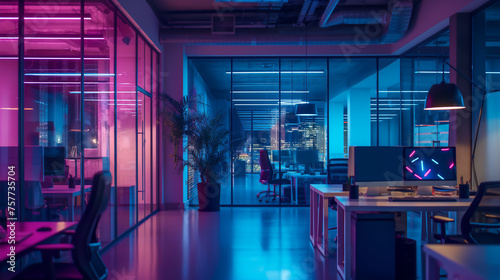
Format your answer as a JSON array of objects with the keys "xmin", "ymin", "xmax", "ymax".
[{"xmin": 403, "ymin": 147, "xmax": 457, "ymax": 186}]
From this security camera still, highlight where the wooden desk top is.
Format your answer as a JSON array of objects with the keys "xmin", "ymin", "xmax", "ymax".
[
  {"xmin": 0, "ymin": 222, "xmax": 77, "ymax": 263},
  {"xmin": 310, "ymin": 184, "xmax": 348, "ymax": 197},
  {"xmin": 335, "ymin": 196, "xmax": 473, "ymax": 211},
  {"xmin": 424, "ymin": 244, "xmax": 500, "ymax": 280}
]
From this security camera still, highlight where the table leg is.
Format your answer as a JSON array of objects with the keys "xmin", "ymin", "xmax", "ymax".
[
  {"xmin": 67, "ymin": 195, "xmax": 74, "ymax": 222},
  {"xmin": 320, "ymin": 196, "xmax": 329, "ymax": 256},
  {"xmin": 344, "ymin": 209, "xmax": 352, "ymax": 280},
  {"xmin": 317, "ymin": 197, "xmax": 323, "ymax": 249},
  {"xmin": 310, "ymin": 190, "xmax": 316, "ymax": 246},
  {"xmin": 425, "ymin": 254, "xmax": 441, "ymax": 280},
  {"xmin": 337, "ymin": 205, "xmax": 345, "ymax": 279}
]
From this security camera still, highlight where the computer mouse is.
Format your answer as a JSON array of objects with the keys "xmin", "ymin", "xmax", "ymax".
[{"xmin": 37, "ymin": 227, "xmax": 52, "ymax": 232}]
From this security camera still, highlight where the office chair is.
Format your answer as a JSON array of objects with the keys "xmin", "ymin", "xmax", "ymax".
[
  {"xmin": 432, "ymin": 181, "xmax": 500, "ymax": 244},
  {"xmin": 14, "ymin": 171, "xmax": 112, "ymax": 280},
  {"xmin": 257, "ymin": 150, "xmax": 291, "ymax": 202},
  {"xmin": 327, "ymin": 159, "xmax": 348, "ymax": 232}
]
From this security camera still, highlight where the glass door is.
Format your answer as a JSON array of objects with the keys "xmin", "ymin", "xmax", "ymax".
[{"xmin": 137, "ymin": 90, "xmax": 150, "ymax": 220}]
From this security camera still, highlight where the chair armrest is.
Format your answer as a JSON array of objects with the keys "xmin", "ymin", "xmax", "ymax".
[
  {"xmin": 34, "ymin": 243, "xmax": 74, "ymax": 252},
  {"xmin": 469, "ymin": 222, "xmax": 500, "ymax": 229},
  {"xmin": 431, "ymin": 215, "xmax": 455, "ymax": 223}
]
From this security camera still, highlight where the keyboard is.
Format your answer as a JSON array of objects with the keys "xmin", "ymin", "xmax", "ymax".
[{"xmin": 389, "ymin": 196, "xmax": 458, "ymax": 202}]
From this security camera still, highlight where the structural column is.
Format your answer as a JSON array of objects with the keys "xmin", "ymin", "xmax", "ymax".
[
  {"xmin": 161, "ymin": 43, "xmax": 188, "ymax": 209},
  {"xmin": 329, "ymin": 102, "xmax": 345, "ymax": 158},
  {"xmin": 449, "ymin": 13, "xmax": 472, "ymax": 186},
  {"xmin": 348, "ymin": 89, "xmax": 371, "ymax": 147}
]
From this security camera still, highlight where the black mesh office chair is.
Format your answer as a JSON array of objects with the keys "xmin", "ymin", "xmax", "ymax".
[
  {"xmin": 15, "ymin": 171, "xmax": 112, "ymax": 280},
  {"xmin": 432, "ymin": 181, "xmax": 500, "ymax": 244}
]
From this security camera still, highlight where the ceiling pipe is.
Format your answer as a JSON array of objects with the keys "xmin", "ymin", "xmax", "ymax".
[
  {"xmin": 296, "ymin": 0, "xmax": 319, "ymax": 26},
  {"xmin": 318, "ymin": 0, "xmax": 341, "ymax": 28}
]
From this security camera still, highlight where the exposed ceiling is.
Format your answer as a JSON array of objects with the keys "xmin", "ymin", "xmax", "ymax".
[{"xmin": 154, "ymin": 0, "xmax": 418, "ymax": 45}]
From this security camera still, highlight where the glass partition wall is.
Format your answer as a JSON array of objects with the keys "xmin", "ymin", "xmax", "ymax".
[
  {"xmin": 188, "ymin": 34, "xmax": 450, "ymax": 206},
  {"xmin": 0, "ymin": 0, "xmax": 160, "ymax": 247}
]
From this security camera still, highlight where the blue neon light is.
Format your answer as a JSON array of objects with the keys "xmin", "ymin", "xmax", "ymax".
[
  {"xmin": 421, "ymin": 161, "xmax": 424, "ymax": 171},
  {"xmin": 411, "ymin": 157, "xmax": 419, "ymax": 163},
  {"xmin": 432, "ymin": 159, "xmax": 439, "ymax": 165},
  {"xmin": 437, "ymin": 174, "xmax": 444, "ymax": 180}
]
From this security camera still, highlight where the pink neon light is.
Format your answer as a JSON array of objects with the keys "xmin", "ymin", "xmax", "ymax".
[
  {"xmin": 424, "ymin": 169, "xmax": 431, "ymax": 177},
  {"xmin": 414, "ymin": 174, "xmax": 423, "ymax": 180},
  {"xmin": 0, "ymin": 17, "xmax": 91, "ymax": 20},
  {"xmin": 441, "ymin": 148, "xmax": 450, "ymax": 151},
  {"xmin": 409, "ymin": 150, "xmax": 416, "ymax": 157},
  {"xmin": 405, "ymin": 166, "xmax": 413, "ymax": 173},
  {"xmin": 449, "ymin": 163, "xmax": 455, "ymax": 169}
]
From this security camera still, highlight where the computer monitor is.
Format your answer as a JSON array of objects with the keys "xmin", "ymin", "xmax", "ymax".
[
  {"xmin": 403, "ymin": 147, "xmax": 457, "ymax": 186},
  {"xmin": 44, "ymin": 147, "xmax": 65, "ymax": 176},
  {"xmin": 295, "ymin": 150, "xmax": 319, "ymax": 173},
  {"xmin": 348, "ymin": 146, "xmax": 404, "ymax": 187}
]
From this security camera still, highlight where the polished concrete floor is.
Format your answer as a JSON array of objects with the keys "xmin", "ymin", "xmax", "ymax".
[{"xmin": 101, "ymin": 207, "xmax": 340, "ymax": 280}]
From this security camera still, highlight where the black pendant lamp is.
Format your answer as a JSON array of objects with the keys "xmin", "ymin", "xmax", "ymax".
[
  {"xmin": 295, "ymin": 103, "xmax": 318, "ymax": 116},
  {"xmin": 295, "ymin": 26, "xmax": 317, "ymax": 117},
  {"xmin": 424, "ymin": 60, "xmax": 465, "ymax": 110}
]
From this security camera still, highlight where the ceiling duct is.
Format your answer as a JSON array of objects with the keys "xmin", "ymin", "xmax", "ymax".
[
  {"xmin": 161, "ymin": 0, "xmax": 414, "ymax": 45},
  {"xmin": 319, "ymin": 6, "xmax": 390, "ymax": 27}
]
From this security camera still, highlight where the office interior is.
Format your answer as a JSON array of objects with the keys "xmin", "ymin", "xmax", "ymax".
[{"xmin": 1, "ymin": 0, "xmax": 500, "ymax": 279}]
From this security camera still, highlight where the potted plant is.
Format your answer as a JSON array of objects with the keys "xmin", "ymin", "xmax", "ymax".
[
  {"xmin": 158, "ymin": 93, "xmax": 231, "ymax": 211},
  {"xmin": 157, "ymin": 93, "xmax": 193, "ymax": 167},
  {"xmin": 185, "ymin": 112, "xmax": 230, "ymax": 211}
]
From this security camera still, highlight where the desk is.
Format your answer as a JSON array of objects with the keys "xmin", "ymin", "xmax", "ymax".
[
  {"xmin": 309, "ymin": 184, "xmax": 348, "ymax": 256},
  {"xmin": 335, "ymin": 196, "xmax": 472, "ymax": 280},
  {"xmin": 424, "ymin": 244, "xmax": 500, "ymax": 280},
  {"xmin": 286, "ymin": 173, "xmax": 327, "ymax": 205},
  {"xmin": 0, "ymin": 222, "xmax": 77, "ymax": 263},
  {"xmin": 42, "ymin": 185, "xmax": 92, "ymax": 221}
]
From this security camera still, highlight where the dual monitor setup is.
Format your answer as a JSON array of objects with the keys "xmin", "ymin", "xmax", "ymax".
[
  {"xmin": 348, "ymin": 146, "xmax": 457, "ymax": 196},
  {"xmin": 271, "ymin": 150, "xmax": 322, "ymax": 174}
]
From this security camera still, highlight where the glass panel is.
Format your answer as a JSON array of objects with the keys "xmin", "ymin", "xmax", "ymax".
[
  {"xmin": 329, "ymin": 58, "xmax": 377, "ymax": 155},
  {"xmin": 84, "ymin": 0, "xmax": 114, "ymax": 246},
  {"xmin": 145, "ymin": 44, "xmax": 151, "ymax": 93},
  {"xmin": 23, "ymin": 0, "xmax": 82, "ymax": 221},
  {"xmin": 188, "ymin": 58, "xmax": 231, "ymax": 205},
  {"xmin": 152, "ymin": 51, "xmax": 158, "ymax": 211},
  {"xmin": 137, "ymin": 36, "xmax": 145, "ymax": 90},
  {"xmin": 232, "ymin": 58, "xmax": 280, "ymax": 205},
  {"xmin": 378, "ymin": 58, "xmax": 401, "ymax": 146},
  {"xmin": 404, "ymin": 32, "xmax": 450, "ymax": 146},
  {"xmin": 472, "ymin": 2, "xmax": 500, "ymax": 188},
  {"xmin": 116, "ymin": 15, "xmax": 137, "ymax": 235},
  {"xmin": 0, "ymin": 2, "xmax": 19, "ymax": 222},
  {"xmin": 280, "ymin": 58, "xmax": 328, "ymax": 205}
]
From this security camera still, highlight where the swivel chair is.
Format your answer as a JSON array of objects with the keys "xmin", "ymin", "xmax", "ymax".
[
  {"xmin": 257, "ymin": 150, "xmax": 291, "ymax": 202},
  {"xmin": 14, "ymin": 171, "xmax": 112, "ymax": 280},
  {"xmin": 432, "ymin": 181, "xmax": 500, "ymax": 244}
]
